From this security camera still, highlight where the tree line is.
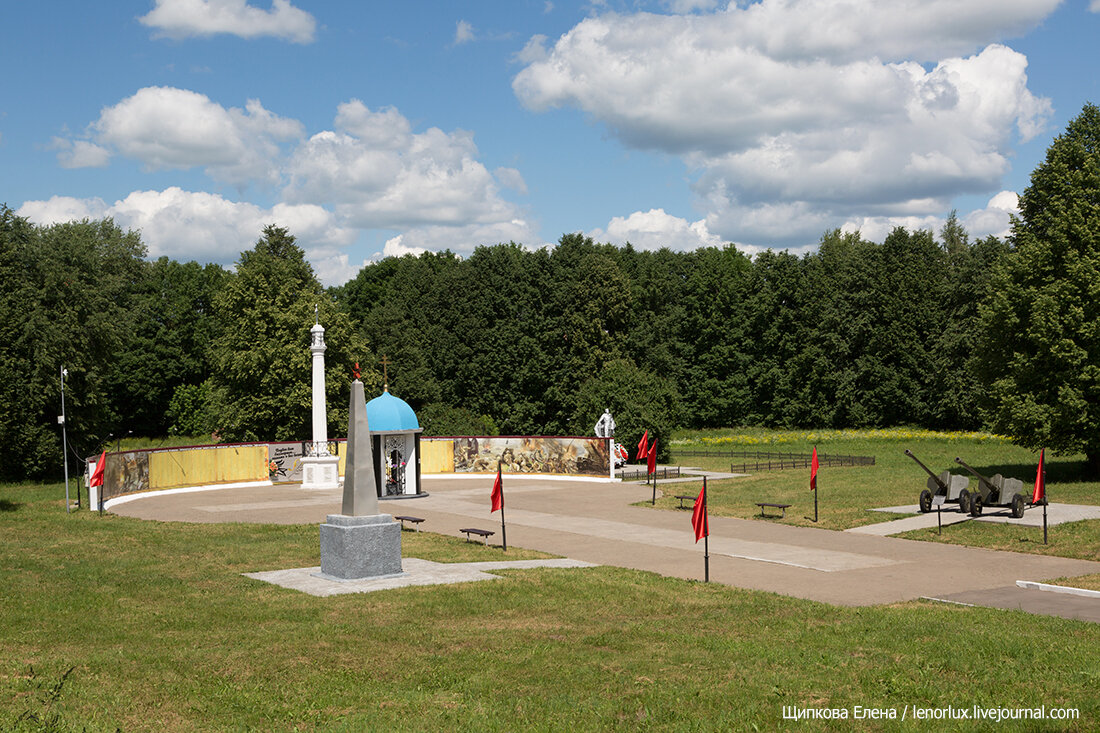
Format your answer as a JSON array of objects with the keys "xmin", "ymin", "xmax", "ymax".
[{"xmin": 3, "ymin": 103, "xmax": 1098, "ymax": 481}]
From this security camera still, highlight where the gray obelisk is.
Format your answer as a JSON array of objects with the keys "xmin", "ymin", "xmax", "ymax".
[{"xmin": 317, "ymin": 378, "xmax": 403, "ymax": 580}]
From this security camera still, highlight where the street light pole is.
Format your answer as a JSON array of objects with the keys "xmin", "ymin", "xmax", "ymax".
[{"xmin": 60, "ymin": 366, "xmax": 70, "ymax": 513}]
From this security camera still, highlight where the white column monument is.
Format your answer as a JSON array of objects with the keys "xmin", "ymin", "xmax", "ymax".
[{"xmin": 301, "ymin": 310, "xmax": 340, "ymax": 489}]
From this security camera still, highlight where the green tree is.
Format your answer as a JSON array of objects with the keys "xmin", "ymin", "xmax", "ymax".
[
  {"xmin": 0, "ymin": 210, "xmax": 146, "ymax": 479},
  {"xmin": 207, "ymin": 225, "xmax": 372, "ymax": 442},
  {"xmin": 975, "ymin": 103, "xmax": 1100, "ymax": 472},
  {"xmin": 109, "ymin": 258, "xmax": 226, "ymax": 436},
  {"xmin": 569, "ymin": 358, "xmax": 681, "ymax": 462}
]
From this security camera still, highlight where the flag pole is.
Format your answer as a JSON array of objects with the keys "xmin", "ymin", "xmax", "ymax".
[
  {"xmin": 1042, "ymin": 453, "xmax": 1048, "ymax": 545},
  {"xmin": 703, "ymin": 477, "xmax": 710, "ymax": 583},
  {"xmin": 498, "ymin": 460, "xmax": 507, "ymax": 552}
]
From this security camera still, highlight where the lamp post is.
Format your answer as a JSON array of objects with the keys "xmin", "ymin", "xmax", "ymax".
[{"xmin": 60, "ymin": 366, "xmax": 71, "ymax": 513}]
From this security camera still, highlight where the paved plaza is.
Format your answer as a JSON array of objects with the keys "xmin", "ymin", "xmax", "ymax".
[{"xmin": 111, "ymin": 475, "xmax": 1100, "ymax": 621}]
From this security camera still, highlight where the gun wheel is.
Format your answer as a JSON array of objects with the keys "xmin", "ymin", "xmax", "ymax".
[
  {"xmin": 1010, "ymin": 493, "xmax": 1025, "ymax": 519},
  {"xmin": 958, "ymin": 489, "xmax": 971, "ymax": 515},
  {"xmin": 919, "ymin": 489, "xmax": 932, "ymax": 513},
  {"xmin": 970, "ymin": 495, "xmax": 983, "ymax": 517}
]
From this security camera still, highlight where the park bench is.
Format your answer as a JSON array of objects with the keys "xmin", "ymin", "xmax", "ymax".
[
  {"xmin": 675, "ymin": 494, "xmax": 696, "ymax": 509},
  {"xmin": 394, "ymin": 515, "xmax": 424, "ymax": 531},
  {"xmin": 459, "ymin": 527, "xmax": 495, "ymax": 545},
  {"xmin": 756, "ymin": 502, "xmax": 791, "ymax": 518}
]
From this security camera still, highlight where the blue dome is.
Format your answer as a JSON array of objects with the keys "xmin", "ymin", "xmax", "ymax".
[{"xmin": 366, "ymin": 389, "xmax": 420, "ymax": 432}]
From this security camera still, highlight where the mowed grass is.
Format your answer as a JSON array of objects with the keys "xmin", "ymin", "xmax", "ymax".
[
  {"xmin": 2, "ymin": 482, "xmax": 1099, "ymax": 731},
  {"xmin": 660, "ymin": 428, "xmax": 1100, "ymax": 544}
]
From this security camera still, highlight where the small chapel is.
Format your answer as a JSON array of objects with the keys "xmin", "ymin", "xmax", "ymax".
[{"xmin": 366, "ymin": 387, "xmax": 424, "ymax": 498}]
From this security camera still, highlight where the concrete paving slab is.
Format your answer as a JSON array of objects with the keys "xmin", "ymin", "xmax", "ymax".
[
  {"xmin": 113, "ymin": 478, "xmax": 1100, "ymax": 616},
  {"xmin": 929, "ymin": 585, "xmax": 1100, "ymax": 623},
  {"xmin": 244, "ymin": 558, "xmax": 597, "ymax": 597},
  {"xmin": 852, "ymin": 502, "xmax": 1100, "ymax": 536}
]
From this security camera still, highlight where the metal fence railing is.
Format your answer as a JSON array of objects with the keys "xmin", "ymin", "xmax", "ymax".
[
  {"xmin": 671, "ymin": 448, "xmax": 874, "ymax": 474},
  {"xmin": 618, "ymin": 466, "xmax": 681, "ymax": 481}
]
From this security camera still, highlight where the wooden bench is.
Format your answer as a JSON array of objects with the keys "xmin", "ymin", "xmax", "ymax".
[
  {"xmin": 756, "ymin": 502, "xmax": 792, "ymax": 518},
  {"xmin": 394, "ymin": 515, "xmax": 424, "ymax": 532},
  {"xmin": 675, "ymin": 494, "xmax": 696, "ymax": 509},
  {"xmin": 459, "ymin": 527, "xmax": 495, "ymax": 545}
]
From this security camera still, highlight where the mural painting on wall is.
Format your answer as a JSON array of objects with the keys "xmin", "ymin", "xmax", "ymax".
[
  {"xmin": 267, "ymin": 443, "xmax": 304, "ymax": 483},
  {"xmin": 104, "ymin": 451, "xmax": 150, "ymax": 497},
  {"xmin": 454, "ymin": 437, "xmax": 609, "ymax": 477}
]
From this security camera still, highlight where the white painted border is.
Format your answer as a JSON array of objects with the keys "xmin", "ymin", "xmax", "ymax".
[
  {"xmin": 1016, "ymin": 580, "xmax": 1100, "ymax": 599},
  {"xmin": 103, "ymin": 480, "xmax": 274, "ymax": 510},
  {"xmin": 421, "ymin": 473, "xmax": 618, "ymax": 484}
]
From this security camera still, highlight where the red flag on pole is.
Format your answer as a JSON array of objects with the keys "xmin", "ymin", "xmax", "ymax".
[
  {"xmin": 89, "ymin": 451, "xmax": 106, "ymax": 488},
  {"xmin": 1032, "ymin": 448, "xmax": 1045, "ymax": 504},
  {"xmin": 637, "ymin": 430, "xmax": 649, "ymax": 461},
  {"xmin": 491, "ymin": 464, "xmax": 503, "ymax": 513},
  {"xmin": 691, "ymin": 481, "xmax": 708, "ymax": 542},
  {"xmin": 810, "ymin": 446, "xmax": 819, "ymax": 491},
  {"xmin": 647, "ymin": 438, "xmax": 657, "ymax": 474}
]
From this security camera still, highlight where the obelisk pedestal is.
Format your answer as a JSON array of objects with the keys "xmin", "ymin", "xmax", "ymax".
[{"xmin": 317, "ymin": 378, "xmax": 403, "ymax": 580}]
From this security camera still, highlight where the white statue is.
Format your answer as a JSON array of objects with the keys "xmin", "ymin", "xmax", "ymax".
[{"xmin": 594, "ymin": 408, "xmax": 616, "ymax": 438}]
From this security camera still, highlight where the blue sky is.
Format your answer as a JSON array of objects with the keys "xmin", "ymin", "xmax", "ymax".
[{"xmin": 3, "ymin": 0, "xmax": 1099, "ymax": 285}]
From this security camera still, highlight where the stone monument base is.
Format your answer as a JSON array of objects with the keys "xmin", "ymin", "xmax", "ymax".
[
  {"xmin": 318, "ymin": 514, "xmax": 402, "ymax": 580},
  {"xmin": 301, "ymin": 454, "xmax": 340, "ymax": 490}
]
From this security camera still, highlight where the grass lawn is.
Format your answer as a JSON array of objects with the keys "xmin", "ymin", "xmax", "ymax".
[
  {"xmin": 661, "ymin": 428, "xmax": 1100, "ymax": 549},
  {"xmin": 3, "ymin": 480, "xmax": 1099, "ymax": 731}
]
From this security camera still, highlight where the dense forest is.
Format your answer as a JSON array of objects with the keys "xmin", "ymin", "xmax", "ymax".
[
  {"xmin": 0, "ymin": 208, "xmax": 1004, "ymax": 481},
  {"xmin": 3, "ymin": 104, "xmax": 1099, "ymax": 481}
]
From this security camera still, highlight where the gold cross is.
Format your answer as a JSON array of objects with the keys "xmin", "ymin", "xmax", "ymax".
[{"xmin": 380, "ymin": 354, "xmax": 391, "ymax": 389}]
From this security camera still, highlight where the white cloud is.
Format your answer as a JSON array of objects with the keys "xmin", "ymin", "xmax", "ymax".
[
  {"xmin": 17, "ymin": 188, "xmax": 357, "ymax": 284},
  {"xmin": 1091, "ymin": 0, "xmax": 1100, "ymax": 12},
  {"xmin": 374, "ymin": 219, "xmax": 542, "ymax": 258},
  {"xmin": 139, "ymin": 0, "xmax": 316, "ymax": 43},
  {"xmin": 17, "ymin": 195, "xmax": 110, "ymax": 224},
  {"xmin": 382, "ymin": 235, "xmax": 429, "ymax": 258},
  {"xmin": 284, "ymin": 100, "xmax": 524, "ymax": 230},
  {"xmin": 963, "ymin": 190, "xmax": 1019, "ymax": 239},
  {"xmin": 494, "ymin": 167, "xmax": 528, "ymax": 194},
  {"xmin": 514, "ymin": 1, "xmax": 1055, "ymax": 247},
  {"xmin": 839, "ymin": 191, "xmax": 1019, "ymax": 244},
  {"xmin": 83, "ymin": 86, "xmax": 303, "ymax": 186},
  {"xmin": 663, "ymin": 0, "xmax": 719, "ymax": 13},
  {"xmin": 455, "ymin": 20, "xmax": 475, "ymax": 45},
  {"xmin": 588, "ymin": 208, "xmax": 721, "ymax": 250},
  {"xmin": 54, "ymin": 139, "xmax": 111, "ymax": 169}
]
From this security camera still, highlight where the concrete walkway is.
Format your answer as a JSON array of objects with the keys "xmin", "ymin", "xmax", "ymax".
[
  {"xmin": 111, "ymin": 477, "xmax": 1100, "ymax": 620},
  {"xmin": 848, "ymin": 502, "xmax": 1100, "ymax": 536}
]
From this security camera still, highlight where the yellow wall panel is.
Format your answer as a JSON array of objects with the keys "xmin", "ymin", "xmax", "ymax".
[
  {"xmin": 149, "ymin": 445, "xmax": 268, "ymax": 490},
  {"xmin": 421, "ymin": 440, "xmax": 454, "ymax": 473}
]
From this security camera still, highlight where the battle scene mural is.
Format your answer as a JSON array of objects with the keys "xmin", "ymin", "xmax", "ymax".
[{"xmin": 452, "ymin": 437, "xmax": 609, "ymax": 477}]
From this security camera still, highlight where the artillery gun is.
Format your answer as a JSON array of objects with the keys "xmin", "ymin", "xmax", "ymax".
[
  {"xmin": 905, "ymin": 450, "xmax": 972, "ymax": 513},
  {"xmin": 953, "ymin": 457, "xmax": 1027, "ymax": 518}
]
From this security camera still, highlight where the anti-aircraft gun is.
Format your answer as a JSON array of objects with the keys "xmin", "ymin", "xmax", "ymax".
[
  {"xmin": 905, "ymin": 450, "xmax": 972, "ymax": 514},
  {"xmin": 953, "ymin": 457, "xmax": 1027, "ymax": 518}
]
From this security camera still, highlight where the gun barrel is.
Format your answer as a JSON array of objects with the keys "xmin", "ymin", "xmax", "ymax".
[
  {"xmin": 954, "ymin": 457, "xmax": 993, "ymax": 486},
  {"xmin": 905, "ymin": 449, "xmax": 946, "ymax": 489}
]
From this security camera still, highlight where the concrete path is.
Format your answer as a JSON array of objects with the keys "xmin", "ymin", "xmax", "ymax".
[
  {"xmin": 112, "ymin": 477, "xmax": 1100, "ymax": 620},
  {"xmin": 848, "ymin": 502, "xmax": 1100, "ymax": 536}
]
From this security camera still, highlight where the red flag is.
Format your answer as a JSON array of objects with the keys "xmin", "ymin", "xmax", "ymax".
[
  {"xmin": 1032, "ymin": 448, "xmax": 1045, "ymax": 504},
  {"xmin": 647, "ymin": 438, "xmax": 657, "ymax": 474},
  {"xmin": 491, "ymin": 464, "xmax": 503, "ymax": 513},
  {"xmin": 810, "ymin": 446, "xmax": 819, "ymax": 491},
  {"xmin": 691, "ymin": 480, "xmax": 708, "ymax": 542},
  {"xmin": 637, "ymin": 430, "xmax": 649, "ymax": 461},
  {"xmin": 89, "ymin": 451, "xmax": 106, "ymax": 488}
]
